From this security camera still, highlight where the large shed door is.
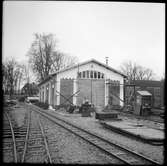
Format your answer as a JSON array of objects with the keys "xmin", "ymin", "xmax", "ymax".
[
  {"xmin": 60, "ymin": 79, "xmax": 74, "ymax": 105},
  {"xmin": 77, "ymin": 79, "xmax": 105, "ymax": 108},
  {"xmin": 108, "ymin": 80, "xmax": 120, "ymax": 105}
]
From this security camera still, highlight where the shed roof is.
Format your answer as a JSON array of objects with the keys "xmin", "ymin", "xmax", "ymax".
[
  {"xmin": 38, "ymin": 59, "xmax": 127, "ymax": 86},
  {"xmin": 137, "ymin": 90, "xmax": 152, "ymax": 96},
  {"xmin": 52, "ymin": 59, "xmax": 126, "ymax": 77}
]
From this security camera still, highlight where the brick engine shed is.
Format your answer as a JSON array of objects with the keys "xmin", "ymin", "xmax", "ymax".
[{"xmin": 38, "ymin": 59, "xmax": 126, "ymax": 109}]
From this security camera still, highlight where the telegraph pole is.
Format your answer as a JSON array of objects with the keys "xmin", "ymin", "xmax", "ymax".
[{"xmin": 90, "ymin": 64, "xmax": 93, "ymax": 105}]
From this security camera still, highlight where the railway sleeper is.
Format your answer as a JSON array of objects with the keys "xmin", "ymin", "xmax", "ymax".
[
  {"xmin": 3, "ymin": 141, "xmax": 13, "ymax": 144},
  {"xmin": 3, "ymin": 133, "xmax": 12, "ymax": 136},
  {"xmin": 26, "ymin": 150, "xmax": 46, "ymax": 156},
  {"xmin": 28, "ymin": 138, "xmax": 43, "ymax": 143},
  {"xmin": 29, "ymin": 132, "xmax": 43, "ymax": 136},
  {"xmin": 28, "ymin": 136, "xmax": 43, "ymax": 140},
  {"xmin": 2, "ymin": 147, "xmax": 13, "ymax": 151},
  {"xmin": 14, "ymin": 131, "xmax": 27, "ymax": 133},
  {"xmin": 28, "ymin": 145, "xmax": 45, "ymax": 149}
]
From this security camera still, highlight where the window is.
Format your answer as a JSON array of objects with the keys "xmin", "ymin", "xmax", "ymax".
[{"xmin": 78, "ymin": 70, "xmax": 104, "ymax": 79}]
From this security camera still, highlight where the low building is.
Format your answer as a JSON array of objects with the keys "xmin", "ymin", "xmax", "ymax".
[
  {"xmin": 38, "ymin": 59, "xmax": 127, "ymax": 109},
  {"xmin": 125, "ymin": 80, "xmax": 164, "ymax": 109},
  {"xmin": 134, "ymin": 80, "xmax": 164, "ymax": 108}
]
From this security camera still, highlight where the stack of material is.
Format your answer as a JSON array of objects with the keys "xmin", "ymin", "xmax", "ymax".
[
  {"xmin": 95, "ymin": 111, "xmax": 118, "ymax": 120},
  {"xmin": 95, "ymin": 105, "xmax": 120, "ymax": 120}
]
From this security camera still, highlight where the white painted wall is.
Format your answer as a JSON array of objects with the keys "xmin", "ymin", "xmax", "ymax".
[
  {"xmin": 73, "ymin": 79, "xmax": 77, "ymax": 105},
  {"xmin": 39, "ymin": 61, "xmax": 125, "ymax": 106}
]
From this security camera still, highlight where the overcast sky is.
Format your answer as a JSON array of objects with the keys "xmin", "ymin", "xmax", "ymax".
[{"xmin": 3, "ymin": 1, "xmax": 165, "ymax": 80}]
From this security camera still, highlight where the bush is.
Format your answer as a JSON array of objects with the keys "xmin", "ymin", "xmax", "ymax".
[{"xmin": 18, "ymin": 96, "xmax": 26, "ymax": 102}]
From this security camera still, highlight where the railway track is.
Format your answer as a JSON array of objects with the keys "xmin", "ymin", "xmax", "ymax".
[
  {"xmin": 28, "ymin": 104, "xmax": 161, "ymax": 165},
  {"xmin": 3, "ymin": 109, "xmax": 52, "ymax": 163},
  {"xmin": 3, "ymin": 112, "xmax": 18, "ymax": 162}
]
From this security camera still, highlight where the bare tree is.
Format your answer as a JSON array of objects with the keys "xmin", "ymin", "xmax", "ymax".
[
  {"xmin": 120, "ymin": 61, "xmax": 155, "ymax": 82},
  {"xmin": 27, "ymin": 33, "xmax": 55, "ymax": 81},
  {"xmin": 3, "ymin": 58, "xmax": 25, "ymax": 97},
  {"xmin": 3, "ymin": 58, "xmax": 16, "ymax": 97},
  {"xmin": 16, "ymin": 64, "xmax": 25, "ymax": 94},
  {"xmin": 50, "ymin": 51, "xmax": 78, "ymax": 72},
  {"xmin": 27, "ymin": 33, "xmax": 78, "ymax": 82},
  {"xmin": 2, "ymin": 63, "xmax": 8, "ymax": 94}
]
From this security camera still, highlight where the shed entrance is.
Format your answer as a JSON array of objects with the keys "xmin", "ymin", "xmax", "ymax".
[
  {"xmin": 108, "ymin": 80, "xmax": 120, "ymax": 106},
  {"xmin": 77, "ymin": 79, "xmax": 105, "ymax": 108},
  {"xmin": 60, "ymin": 79, "xmax": 74, "ymax": 105}
]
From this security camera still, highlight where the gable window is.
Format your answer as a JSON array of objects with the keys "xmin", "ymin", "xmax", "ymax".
[{"xmin": 78, "ymin": 70, "xmax": 104, "ymax": 79}]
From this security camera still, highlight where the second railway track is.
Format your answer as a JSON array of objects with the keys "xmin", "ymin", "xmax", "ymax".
[
  {"xmin": 22, "ymin": 109, "xmax": 52, "ymax": 163},
  {"xmin": 3, "ymin": 108, "xmax": 52, "ymax": 163},
  {"xmin": 27, "ymin": 103, "xmax": 161, "ymax": 165}
]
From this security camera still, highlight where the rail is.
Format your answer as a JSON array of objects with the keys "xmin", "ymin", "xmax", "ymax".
[
  {"xmin": 28, "ymin": 104, "xmax": 161, "ymax": 165},
  {"xmin": 4, "ymin": 112, "xmax": 17, "ymax": 163},
  {"xmin": 3, "ymin": 108, "xmax": 52, "ymax": 163}
]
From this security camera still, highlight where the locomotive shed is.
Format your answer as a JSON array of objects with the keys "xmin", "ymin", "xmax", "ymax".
[{"xmin": 38, "ymin": 59, "xmax": 126, "ymax": 109}]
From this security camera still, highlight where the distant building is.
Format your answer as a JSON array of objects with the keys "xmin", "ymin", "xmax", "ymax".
[
  {"xmin": 38, "ymin": 59, "xmax": 126, "ymax": 109},
  {"xmin": 21, "ymin": 82, "xmax": 39, "ymax": 96},
  {"xmin": 126, "ymin": 80, "xmax": 164, "ymax": 108}
]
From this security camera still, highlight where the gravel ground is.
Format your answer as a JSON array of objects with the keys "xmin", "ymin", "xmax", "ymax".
[
  {"xmin": 3, "ymin": 102, "xmax": 123, "ymax": 164},
  {"xmin": 118, "ymin": 115, "xmax": 164, "ymax": 130},
  {"xmin": 43, "ymin": 108, "xmax": 164, "ymax": 164},
  {"xmin": 39, "ymin": 114, "xmax": 123, "ymax": 164}
]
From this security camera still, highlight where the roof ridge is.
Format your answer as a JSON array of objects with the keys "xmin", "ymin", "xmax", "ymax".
[{"xmin": 38, "ymin": 59, "xmax": 126, "ymax": 86}]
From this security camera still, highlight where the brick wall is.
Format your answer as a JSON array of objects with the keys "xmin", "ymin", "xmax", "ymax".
[{"xmin": 60, "ymin": 79, "xmax": 74, "ymax": 105}]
